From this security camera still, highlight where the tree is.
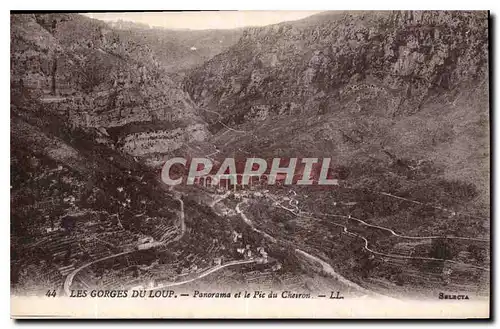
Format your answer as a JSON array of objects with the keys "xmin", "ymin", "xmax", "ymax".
[
  {"xmin": 51, "ymin": 57, "xmax": 57, "ymax": 95},
  {"xmin": 425, "ymin": 237, "xmax": 458, "ymax": 273},
  {"xmin": 429, "ymin": 238, "xmax": 455, "ymax": 261},
  {"xmin": 467, "ymin": 244, "xmax": 487, "ymax": 263},
  {"xmin": 76, "ymin": 54, "xmax": 110, "ymax": 93},
  {"xmin": 63, "ymin": 247, "xmax": 72, "ymax": 266}
]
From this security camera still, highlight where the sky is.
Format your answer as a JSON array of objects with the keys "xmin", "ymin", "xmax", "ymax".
[{"xmin": 84, "ymin": 11, "xmax": 321, "ymax": 30}]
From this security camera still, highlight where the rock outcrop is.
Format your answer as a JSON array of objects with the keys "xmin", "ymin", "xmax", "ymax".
[
  {"xmin": 185, "ymin": 11, "xmax": 488, "ymax": 123},
  {"xmin": 183, "ymin": 11, "xmax": 489, "ymax": 208},
  {"xmin": 11, "ymin": 13, "xmax": 211, "ymax": 162}
]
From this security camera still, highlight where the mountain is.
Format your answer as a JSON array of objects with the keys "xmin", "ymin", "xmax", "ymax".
[
  {"xmin": 108, "ymin": 19, "xmax": 243, "ymax": 73},
  {"xmin": 10, "ymin": 11, "xmax": 490, "ymax": 299},
  {"xmin": 11, "ymin": 13, "xmax": 209, "ymax": 294},
  {"xmin": 183, "ymin": 10, "xmax": 489, "ymax": 211},
  {"xmin": 11, "ymin": 13, "xmax": 214, "ymax": 166},
  {"xmin": 10, "ymin": 13, "xmax": 313, "ymax": 296},
  {"xmin": 186, "ymin": 11, "xmax": 488, "ymax": 119}
]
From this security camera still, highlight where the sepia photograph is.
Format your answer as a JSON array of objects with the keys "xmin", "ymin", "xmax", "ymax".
[{"xmin": 9, "ymin": 9, "xmax": 491, "ymax": 319}]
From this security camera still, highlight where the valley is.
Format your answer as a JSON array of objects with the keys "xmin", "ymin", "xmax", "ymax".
[{"xmin": 10, "ymin": 11, "xmax": 490, "ymax": 300}]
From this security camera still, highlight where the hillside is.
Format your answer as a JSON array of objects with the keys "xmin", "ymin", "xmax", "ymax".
[
  {"xmin": 108, "ymin": 19, "xmax": 243, "ymax": 73},
  {"xmin": 10, "ymin": 14, "xmax": 319, "ymax": 296},
  {"xmin": 10, "ymin": 92, "xmax": 182, "ymax": 293},
  {"xmin": 10, "ymin": 11, "xmax": 490, "ymax": 299},
  {"xmin": 11, "ymin": 13, "xmax": 212, "ymax": 165},
  {"xmin": 10, "ymin": 13, "xmax": 224, "ymax": 295},
  {"xmin": 183, "ymin": 10, "xmax": 490, "ymax": 212}
]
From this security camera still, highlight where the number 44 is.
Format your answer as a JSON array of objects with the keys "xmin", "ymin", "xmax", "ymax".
[{"xmin": 45, "ymin": 290, "xmax": 57, "ymax": 297}]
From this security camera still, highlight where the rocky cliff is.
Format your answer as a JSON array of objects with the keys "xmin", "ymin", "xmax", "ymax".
[
  {"xmin": 185, "ymin": 11, "xmax": 487, "ymax": 121},
  {"xmin": 11, "ymin": 13, "xmax": 211, "ymax": 161}
]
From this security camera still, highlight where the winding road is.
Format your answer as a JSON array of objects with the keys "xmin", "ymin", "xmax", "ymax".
[
  {"xmin": 236, "ymin": 201, "xmax": 277, "ymax": 243},
  {"xmin": 235, "ymin": 199, "xmax": 383, "ymax": 296},
  {"xmin": 268, "ymin": 193, "xmax": 488, "ymax": 242},
  {"xmin": 63, "ymin": 187, "xmax": 186, "ymax": 296},
  {"xmin": 64, "ymin": 187, "xmax": 262, "ymax": 296},
  {"xmin": 63, "ymin": 250, "xmax": 135, "ymax": 296},
  {"xmin": 161, "ymin": 190, "xmax": 185, "ymax": 242},
  {"xmin": 353, "ymin": 187, "xmax": 489, "ymax": 222},
  {"xmin": 199, "ymin": 107, "xmax": 247, "ymax": 134},
  {"xmin": 63, "ymin": 182, "xmax": 489, "ymax": 298},
  {"xmin": 209, "ymin": 191, "xmax": 231, "ymax": 208},
  {"xmin": 268, "ymin": 194, "xmax": 489, "ymax": 271},
  {"xmin": 232, "ymin": 190, "xmax": 489, "ymax": 301},
  {"xmin": 146, "ymin": 259, "xmax": 257, "ymax": 291},
  {"xmin": 298, "ymin": 213, "xmax": 490, "ymax": 271},
  {"xmin": 320, "ymin": 212, "xmax": 489, "ymax": 242}
]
